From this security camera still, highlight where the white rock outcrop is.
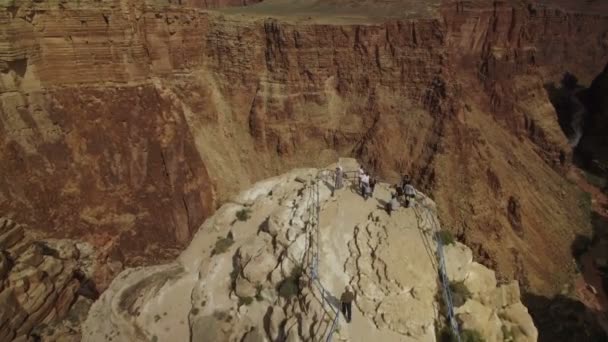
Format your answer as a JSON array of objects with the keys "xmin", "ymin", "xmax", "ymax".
[{"xmin": 83, "ymin": 159, "xmax": 538, "ymax": 342}]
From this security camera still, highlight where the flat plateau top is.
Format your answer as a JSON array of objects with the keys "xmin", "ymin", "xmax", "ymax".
[
  {"xmin": 213, "ymin": 0, "xmax": 608, "ymax": 25},
  {"xmin": 214, "ymin": 0, "xmax": 443, "ymax": 24}
]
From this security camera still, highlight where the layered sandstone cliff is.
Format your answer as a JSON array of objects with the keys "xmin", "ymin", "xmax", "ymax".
[
  {"xmin": 0, "ymin": 217, "xmax": 95, "ymax": 341},
  {"xmin": 1, "ymin": 0, "xmax": 607, "ymax": 302}
]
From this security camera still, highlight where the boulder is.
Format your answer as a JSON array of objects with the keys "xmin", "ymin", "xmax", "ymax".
[
  {"xmin": 0, "ymin": 224, "xmax": 24, "ymax": 250},
  {"xmin": 284, "ymin": 317, "xmax": 299, "ymax": 342},
  {"xmin": 464, "ymin": 262, "xmax": 497, "ymax": 299},
  {"xmin": 286, "ymin": 228, "xmax": 298, "ymax": 242},
  {"xmin": 45, "ymin": 240, "xmax": 80, "ymax": 260},
  {"xmin": 235, "ymin": 276, "xmax": 257, "ymax": 298},
  {"xmin": 456, "ymin": 299, "xmax": 503, "ymax": 341},
  {"xmin": 286, "ymin": 233, "xmax": 307, "ymax": 264},
  {"xmin": 38, "ymin": 256, "xmax": 65, "ymax": 280},
  {"xmin": 444, "ymin": 243, "xmax": 473, "ymax": 282},
  {"xmin": 298, "ymin": 315, "xmax": 313, "ymax": 340},
  {"xmin": 377, "ymin": 293, "xmax": 435, "ymax": 339},
  {"xmin": 241, "ymin": 251, "xmax": 276, "ymax": 287},
  {"xmin": 0, "ymin": 218, "xmax": 16, "ymax": 233},
  {"xmin": 492, "ymin": 281, "xmax": 521, "ymax": 308},
  {"xmin": 501, "ymin": 302, "xmax": 538, "ymax": 342}
]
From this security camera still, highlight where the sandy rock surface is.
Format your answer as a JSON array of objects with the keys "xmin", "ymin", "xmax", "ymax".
[{"xmin": 83, "ymin": 160, "xmax": 537, "ymax": 341}]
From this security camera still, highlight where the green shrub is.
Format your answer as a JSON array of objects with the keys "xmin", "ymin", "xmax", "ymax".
[
  {"xmin": 238, "ymin": 296, "xmax": 253, "ymax": 306},
  {"xmin": 236, "ymin": 208, "xmax": 252, "ymax": 221},
  {"xmin": 437, "ymin": 230, "xmax": 455, "ymax": 245},
  {"xmin": 436, "ymin": 328, "xmax": 485, "ymax": 342},
  {"xmin": 255, "ymin": 284, "xmax": 264, "ymax": 301},
  {"xmin": 212, "ymin": 236, "xmax": 234, "ymax": 255},
  {"xmin": 461, "ymin": 329, "xmax": 485, "ymax": 342},
  {"xmin": 191, "ymin": 307, "xmax": 200, "ymax": 316},
  {"xmin": 213, "ymin": 310, "xmax": 229, "ymax": 322},
  {"xmin": 437, "ymin": 326, "xmax": 458, "ymax": 342},
  {"xmin": 290, "ymin": 265, "xmax": 304, "ymax": 279},
  {"xmin": 278, "ymin": 278, "xmax": 299, "ymax": 298},
  {"xmin": 449, "ymin": 281, "xmax": 472, "ymax": 307},
  {"xmin": 277, "ymin": 264, "xmax": 304, "ymax": 299}
]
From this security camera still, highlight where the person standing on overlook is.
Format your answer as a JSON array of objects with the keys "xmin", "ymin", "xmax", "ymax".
[
  {"xmin": 404, "ymin": 183, "xmax": 416, "ymax": 208},
  {"xmin": 360, "ymin": 173, "xmax": 370, "ymax": 199},
  {"xmin": 340, "ymin": 285, "xmax": 355, "ymax": 323},
  {"xmin": 333, "ymin": 165, "xmax": 343, "ymax": 196},
  {"xmin": 370, "ymin": 176, "xmax": 377, "ymax": 195},
  {"xmin": 386, "ymin": 192, "xmax": 400, "ymax": 216},
  {"xmin": 358, "ymin": 167, "xmax": 365, "ymax": 189}
]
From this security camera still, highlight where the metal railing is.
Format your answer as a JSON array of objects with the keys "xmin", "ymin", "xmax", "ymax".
[
  {"xmin": 306, "ymin": 167, "xmax": 460, "ymax": 341},
  {"xmin": 307, "ymin": 171, "xmax": 341, "ymax": 342},
  {"xmin": 414, "ymin": 203, "xmax": 461, "ymax": 342}
]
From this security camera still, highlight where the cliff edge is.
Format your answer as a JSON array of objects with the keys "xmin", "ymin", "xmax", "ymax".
[{"xmin": 83, "ymin": 159, "xmax": 537, "ymax": 342}]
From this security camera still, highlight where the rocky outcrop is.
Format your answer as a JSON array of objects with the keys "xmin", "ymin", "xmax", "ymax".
[
  {"xmin": 83, "ymin": 161, "xmax": 537, "ymax": 342},
  {"xmin": 1, "ymin": 0, "xmax": 607, "ymax": 296},
  {"xmin": 0, "ymin": 217, "xmax": 91, "ymax": 341}
]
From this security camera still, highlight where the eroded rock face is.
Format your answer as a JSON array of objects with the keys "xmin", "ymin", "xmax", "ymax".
[
  {"xmin": 0, "ymin": 217, "xmax": 94, "ymax": 341},
  {"xmin": 83, "ymin": 162, "xmax": 537, "ymax": 342},
  {"xmin": 1, "ymin": 0, "xmax": 607, "ymax": 295}
]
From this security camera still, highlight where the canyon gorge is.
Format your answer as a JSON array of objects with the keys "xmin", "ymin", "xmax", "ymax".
[{"xmin": 1, "ymin": 0, "xmax": 608, "ymax": 340}]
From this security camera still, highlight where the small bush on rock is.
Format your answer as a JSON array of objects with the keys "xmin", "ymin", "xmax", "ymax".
[
  {"xmin": 437, "ymin": 326, "xmax": 456, "ymax": 342},
  {"xmin": 238, "ymin": 296, "xmax": 253, "ymax": 306},
  {"xmin": 278, "ymin": 278, "xmax": 299, "ymax": 298},
  {"xmin": 212, "ymin": 236, "xmax": 234, "ymax": 255},
  {"xmin": 277, "ymin": 264, "xmax": 305, "ymax": 299},
  {"xmin": 255, "ymin": 284, "xmax": 264, "ymax": 301},
  {"xmin": 437, "ymin": 230, "xmax": 455, "ymax": 245},
  {"xmin": 449, "ymin": 281, "xmax": 472, "ymax": 307},
  {"xmin": 213, "ymin": 310, "xmax": 231, "ymax": 322},
  {"xmin": 461, "ymin": 329, "xmax": 485, "ymax": 342},
  {"xmin": 236, "ymin": 208, "xmax": 252, "ymax": 221},
  {"xmin": 436, "ymin": 327, "xmax": 485, "ymax": 342}
]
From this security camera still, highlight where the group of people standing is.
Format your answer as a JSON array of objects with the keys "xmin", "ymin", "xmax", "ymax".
[
  {"xmin": 332, "ymin": 165, "xmax": 377, "ymax": 199},
  {"xmin": 357, "ymin": 167, "xmax": 377, "ymax": 200},
  {"xmin": 333, "ymin": 165, "xmax": 416, "ymax": 212},
  {"xmin": 386, "ymin": 174, "xmax": 416, "ymax": 216}
]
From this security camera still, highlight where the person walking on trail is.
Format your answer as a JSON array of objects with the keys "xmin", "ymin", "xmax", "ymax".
[
  {"xmin": 385, "ymin": 192, "xmax": 400, "ymax": 216},
  {"xmin": 340, "ymin": 285, "xmax": 355, "ymax": 323},
  {"xmin": 360, "ymin": 173, "xmax": 370, "ymax": 199},
  {"xmin": 364, "ymin": 181, "xmax": 372, "ymax": 200},
  {"xmin": 395, "ymin": 183, "xmax": 404, "ymax": 201},
  {"xmin": 358, "ymin": 167, "xmax": 365, "ymax": 189},
  {"xmin": 404, "ymin": 183, "xmax": 416, "ymax": 208},
  {"xmin": 401, "ymin": 174, "xmax": 411, "ymax": 189},
  {"xmin": 370, "ymin": 176, "xmax": 377, "ymax": 195},
  {"xmin": 334, "ymin": 166, "xmax": 343, "ymax": 195}
]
